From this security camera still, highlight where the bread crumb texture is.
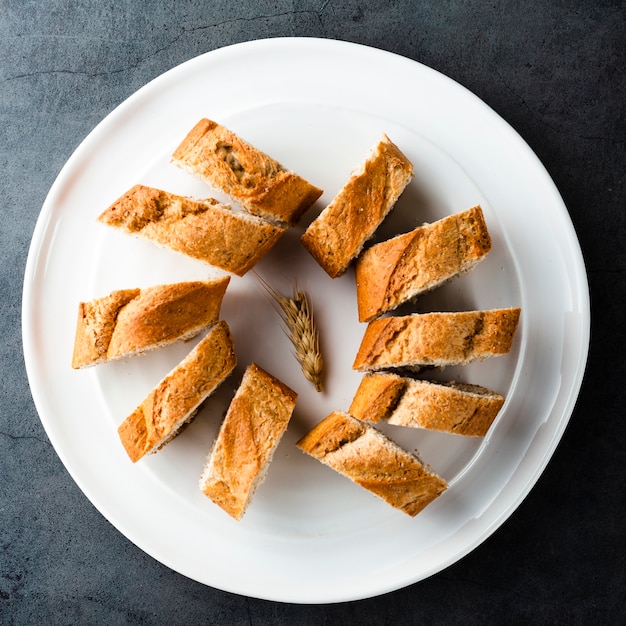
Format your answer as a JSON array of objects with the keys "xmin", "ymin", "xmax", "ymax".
[
  {"xmin": 355, "ymin": 205, "xmax": 492, "ymax": 322},
  {"xmin": 297, "ymin": 411, "xmax": 447, "ymax": 517},
  {"xmin": 117, "ymin": 321, "xmax": 236, "ymax": 463},
  {"xmin": 301, "ymin": 134, "xmax": 414, "ymax": 278},
  {"xmin": 350, "ymin": 373, "xmax": 505, "ymax": 437},
  {"xmin": 71, "ymin": 277, "xmax": 230, "ymax": 368},
  {"xmin": 200, "ymin": 363, "xmax": 298, "ymax": 520},
  {"xmin": 353, "ymin": 308, "xmax": 521, "ymax": 371},
  {"xmin": 98, "ymin": 185, "xmax": 285, "ymax": 276},
  {"xmin": 171, "ymin": 119, "xmax": 322, "ymax": 225}
]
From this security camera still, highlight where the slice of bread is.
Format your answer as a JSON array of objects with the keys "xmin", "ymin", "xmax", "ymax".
[
  {"xmin": 171, "ymin": 118, "xmax": 323, "ymax": 226},
  {"xmin": 118, "ymin": 320, "xmax": 236, "ymax": 463},
  {"xmin": 199, "ymin": 363, "xmax": 298, "ymax": 520},
  {"xmin": 353, "ymin": 308, "xmax": 521, "ymax": 371},
  {"xmin": 297, "ymin": 411, "xmax": 447, "ymax": 517},
  {"xmin": 71, "ymin": 276, "xmax": 230, "ymax": 369},
  {"xmin": 349, "ymin": 373, "xmax": 505, "ymax": 437},
  {"xmin": 97, "ymin": 185, "xmax": 285, "ymax": 276},
  {"xmin": 300, "ymin": 134, "xmax": 414, "ymax": 278},
  {"xmin": 355, "ymin": 205, "xmax": 492, "ymax": 322}
]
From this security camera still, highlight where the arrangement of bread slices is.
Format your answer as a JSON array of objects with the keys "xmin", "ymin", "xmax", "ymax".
[
  {"xmin": 74, "ymin": 118, "xmax": 317, "ymax": 519},
  {"xmin": 297, "ymin": 134, "xmax": 520, "ymax": 517},
  {"xmin": 72, "ymin": 119, "xmax": 521, "ymax": 521}
]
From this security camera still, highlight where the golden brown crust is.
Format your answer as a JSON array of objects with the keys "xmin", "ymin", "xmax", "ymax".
[
  {"xmin": 71, "ymin": 277, "xmax": 230, "ymax": 369},
  {"xmin": 390, "ymin": 380, "xmax": 504, "ymax": 436},
  {"xmin": 72, "ymin": 288, "xmax": 140, "ymax": 369},
  {"xmin": 350, "ymin": 374, "xmax": 504, "ymax": 436},
  {"xmin": 300, "ymin": 134, "xmax": 414, "ymax": 278},
  {"xmin": 171, "ymin": 119, "xmax": 322, "ymax": 226},
  {"xmin": 355, "ymin": 206, "xmax": 492, "ymax": 322},
  {"xmin": 199, "ymin": 363, "xmax": 298, "ymax": 520},
  {"xmin": 117, "ymin": 321, "xmax": 237, "ymax": 463},
  {"xmin": 297, "ymin": 411, "xmax": 447, "ymax": 517},
  {"xmin": 297, "ymin": 411, "xmax": 367, "ymax": 458},
  {"xmin": 98, "ymin": 184, "xmax": 285, "ymax": 276},
  {"xmin": 348, "ymin": 372, "xmax": 406, "ymax": 423},
  {"xmin": 353, "ymin": 308, "xmax": 521, "ymax": 371}
]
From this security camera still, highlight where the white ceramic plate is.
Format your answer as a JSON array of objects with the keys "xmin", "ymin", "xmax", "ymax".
[{"xmin": 22, "ymin": 38, "xmax": 589, "ymax": 603}]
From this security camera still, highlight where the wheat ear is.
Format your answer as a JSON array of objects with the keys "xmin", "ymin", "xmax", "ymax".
[{"xmin": 255, "ymin": 274, "xmax": 324, "ymax": 392}]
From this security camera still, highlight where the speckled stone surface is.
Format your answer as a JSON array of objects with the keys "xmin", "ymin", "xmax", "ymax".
[{"xmin": 2, "ymin": 1, "xmax": 624, "ymax": 623}]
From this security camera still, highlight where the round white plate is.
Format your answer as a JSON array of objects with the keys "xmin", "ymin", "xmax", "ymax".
[{"xmin": 22, "ymin": 38, "xmax": 589, "ymax": 603}]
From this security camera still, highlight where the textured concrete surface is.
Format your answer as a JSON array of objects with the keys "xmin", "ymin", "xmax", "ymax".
[{"xmin": 2, "ymin": 1, "xmax": 624, "ymax": 623}]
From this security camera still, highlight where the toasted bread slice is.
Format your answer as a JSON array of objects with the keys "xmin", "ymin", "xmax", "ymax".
[
  {"xmin": 171, "ymin": 118, "xmax": 322, "ymax": 226},
  {"xmin": 353, "ymin": 308, "xmax": 521, "ymax": 371},
  {"xmin": 297, "ymin": 411, "xmax": 447, "ymax": 517},
  {"xmin": 349, "ymin": 373, "xmax": 505, "ymax": 436},
  {"xmin": 300, "ymin": 134, "xmax": 414, "ymax": 278},
  {"xmin": 118, "ymin": 321, "xmax": 236, "ymax": 463},
  {"xmin": 355, "ymin": 205, "xmax": 492, "ymax": 322},
  {"xmin": 98, "ymin": 185, "xmax": 284, "ymax": 276},
  {"xmin": 71, "ymin": 276, "xmax": 230, "ymax": 369},
  {"xmin": 199, "ymin": 363, "xmax": 298, "ymax": 520}
]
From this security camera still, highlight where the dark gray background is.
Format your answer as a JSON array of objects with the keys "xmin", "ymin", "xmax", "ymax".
[{"xmin": 2, "ymin": 1, "xmax": 624, "ymax": 623}]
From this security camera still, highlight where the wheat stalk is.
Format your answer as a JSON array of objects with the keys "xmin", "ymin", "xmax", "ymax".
[{"xmin": 255, "ymin": 273, "xmax": 324, "ymax": 392}]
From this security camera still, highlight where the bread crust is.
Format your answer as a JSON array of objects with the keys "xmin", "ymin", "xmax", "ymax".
[
  {"xmin": 117, "ymin": 320, "xmax": 236, "ymax": 463},
  {"xmin": 98, "ymin": 184, "xmax": 285, "ymax": 276},
  {"xmin": 355, "ymin": 205, "xmax": 492, "ymax": 322},
  {"xmin": 348, "ymin": 372, "xmax": 406, "ymax": 423},
  {"xmin": 71, "ymin": 277, "xmax": 230, "ymax": 369},
  {"xmin": 171, "ymin": 119, "xmax": 322, "ymax": 226},
  {"xmin": 353, "ymin": 308, "xmax": 521, "ymax": 371},
  {"xmin": 297, "ymin": 411, "xmax": 447, "ymax": 517},
  {"xmin": 300, "ymin": 134, "xmax": 414, "ymax": 278},
  {"xmin": 199, "ymin": 363, "xmax": 298, "ymax": 520},
  {"xmin": 350, "ymin": 373, "xmax": 504, "ymax": 436}
]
